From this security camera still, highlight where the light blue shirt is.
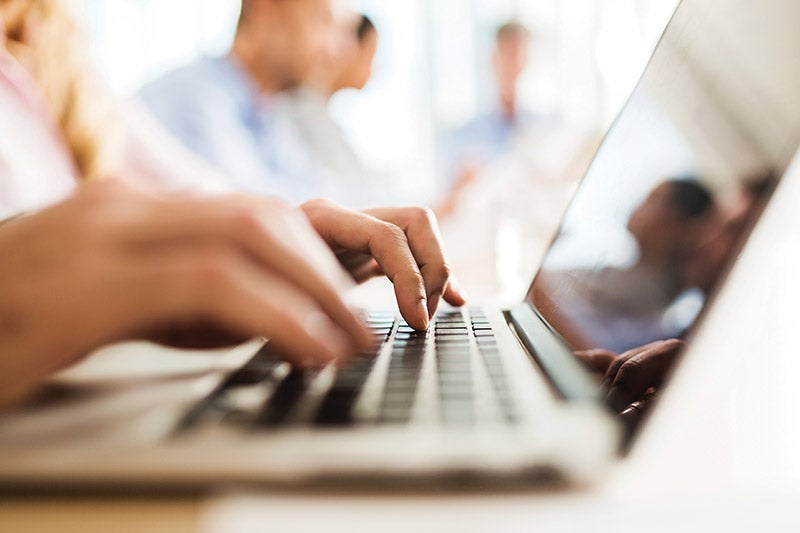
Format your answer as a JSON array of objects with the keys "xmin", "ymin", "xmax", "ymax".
[
  {"xmin": 446, "ymin": 109, "xmax": 540, "ymax": 175},
  {"xmin": 138, "ymin": 56, "xmax": 323, "ymax": 204}
]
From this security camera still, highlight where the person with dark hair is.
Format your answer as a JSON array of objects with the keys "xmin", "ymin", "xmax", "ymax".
[
  {"xmin": 272, "ymin": 11, "xmax": 384, "ymax": 207},
  {"xmin": 536, "ymin": 178, "xmax": 719, "ymax": 354},
  {"xmin": 626, "ymin": 179, "xmax": 716, "ymax": 274},
  {"xmin": 681, "ymin": 175, "xmax": 772, "ymax": 294},
  {"xmin": 357, "ymin": 14, "xmax": 376, "ymax": 41},
  {"xmin": 333, "ymin": 14, "xmax": 378, "ymax": 94}
]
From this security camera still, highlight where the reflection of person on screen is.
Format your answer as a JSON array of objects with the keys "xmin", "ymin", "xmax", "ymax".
[
  {"xmin": 537, "ymin": 178, "xmax": 716, "ymax": 353},
  {"xmin": 681, "ymin": 177, "xmax": 772, "ymax": 293},
  {"xmin": 571, "ymin": 178, "xmax": 773, "ymax": 430}
]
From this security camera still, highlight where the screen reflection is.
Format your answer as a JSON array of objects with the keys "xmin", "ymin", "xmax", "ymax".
[{"xmin": 525, "ymin": 0, "xmax": 800, "ymax": 424}]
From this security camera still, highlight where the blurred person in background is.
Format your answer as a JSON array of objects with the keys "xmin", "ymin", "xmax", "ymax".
[
  {"xmin": 0, "ymin": 0, "xmax": 235, "ymax": 219},
  {"xmin": 438, "ymin": 21, "xmax": 539, "ymax": 218},
  {"xmin": 139, "ymin": 0, "xmax": 341, "ymax": 204},
  {"xmin": 272, "ymin": 13, "xmax": 384, "ymax": 207},
  {"xmin": 434, "ymin": 20, "xmax": 597, "ymax": 299},
  {"xmin": 0, "ymin": 0, "xmax": 467, "ymax": 407}
]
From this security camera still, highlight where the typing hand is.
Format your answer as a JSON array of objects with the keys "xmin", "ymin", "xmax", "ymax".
[
  {"xmin": 302, "ymin": 200, "xmax": 467, "ymax": 331},
  {"xmin": 0, "ymin": 180, "xmax": 375, "ymax": 406}
]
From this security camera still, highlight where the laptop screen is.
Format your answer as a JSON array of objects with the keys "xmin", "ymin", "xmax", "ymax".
[{"xmin": 526, "ymin": 0, "xmax": 800, "ymax": 354}]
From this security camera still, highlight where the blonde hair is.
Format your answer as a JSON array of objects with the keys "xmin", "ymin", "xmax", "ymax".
[{"xmin": 2, "ymin": 0, "xmax": 119, "ymax": 180}]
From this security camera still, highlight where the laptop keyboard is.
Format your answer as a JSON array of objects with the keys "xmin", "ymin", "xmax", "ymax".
[{"xmin": 178, "ymin": 308, "xmax": 518, "ymax": 433}]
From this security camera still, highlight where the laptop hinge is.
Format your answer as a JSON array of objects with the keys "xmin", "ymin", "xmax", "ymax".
[{"xmin": 504, "ymin": 304, "xmax": 602, "ymax": 403}]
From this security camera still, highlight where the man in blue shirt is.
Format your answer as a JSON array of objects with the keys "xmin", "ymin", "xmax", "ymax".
[
  {"xmin": 452, "ymin": 22, "xmax": 537, "ymax": 169},
  {"xmin": 439, "ymin": 22, "xmax": 539, "ymax": 217},
  {"xmin": 139, "ymin": 0, "xmax": 336, "ymax": 204}
]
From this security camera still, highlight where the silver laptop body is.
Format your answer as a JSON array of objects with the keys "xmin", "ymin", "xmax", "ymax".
[{"xmin": 0, "ymin": 0, "xmax": 797, "ymax": 489}]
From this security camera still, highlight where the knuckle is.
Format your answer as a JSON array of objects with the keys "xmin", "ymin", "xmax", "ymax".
[
  {"xmin": 662, "ymin": 338, "xmax": 686, "ymax": 352},
  {"xmin": 410, "ymin": 206, "xmax": 436, "ymax": 226},
  {"xmin": 78, "ymin": 183, "xmax": 117, "ymax": 211},
  {"xmin": 231, "ymin": 206, "xmax": 264, "ymax": 232},
  {"xmin": 434, "ymin": 262, "xmax": 453, "ymax": 282},
  {"xmin": 271, "ymin": 307, "xmax": 330, "ymax": 350},
  {"xmin": 605, "ymin": 362, "xmax": 622, "ymax": 381},
  {"xmin": 377, "ymin": 222, "xmax": 407, "ymax": 244},
  {"xmin": 271, "ymin": 310, "xmax": 305, "ymax": 339},
  {"xmin": 422, "ymin": 262, "xmax": 453, "ymax": 289},
  {"xmin": 72, "ymin": 204, "xmax": 102, "ymax": 230},
  {"xmin": 71, "ymin": 203, "xmax": 113, "ymax": 241},
  {"xmin": 87, "ymin": 179, "xmax": 125, "ymax": 198},
  {"xmin": 396, "ymin": 268, "xmax": 426, "ymax": 288},
  {"xmin": 191, "ymin": 248, "xmax": 237, "ymax": 292},
  {"xmin": 228, "ymin": 206, "xmax": 270, "ymax": 238},
  {"xmin": 261, "ymin": 196, "xmax": 295, "ymax": 213},
  {"xmin": 302, "ymin": 198, "xmax": 337, "ymax": 211},
  {"xmin": 615, "ymin": 360, "xmax": 642, "ymax": 387},
  {"xmin": 84, "ymin": 179, "xmax": 145, "ymax": 211}
]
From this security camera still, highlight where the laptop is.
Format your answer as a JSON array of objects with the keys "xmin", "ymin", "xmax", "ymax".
[{"xmin": 0, "ymin": 0, "xmax": 798, "ymax": 489}]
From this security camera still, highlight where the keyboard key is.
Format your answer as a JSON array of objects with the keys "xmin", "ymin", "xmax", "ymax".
[
  {"xmin": 435, "ymin": 337, "xmax": 471, "ymax": 345},
  {"xmin": 441, "ymin": 401, "xmax": 475, "ymax": 426},
  {"xmin": 313, "ymin": 358, "xmax": 378, "ymax": 427},
  {"xmin": 379, "ymin": 406, "xmax": 413, "ymax": 425},
  {"xmin": 185, "ymin": 306, "xmax": 524, "ymax": 432},
  {"xmin": 315, "ymin": 388, "xmax": 360, "ymax": 426},
  {"xmin": 439, "ymin": 382, "xmax": 473, "ymax": 398},
  {"xmin": 256, "ymin": 370, "xmax": 312, "ymax": 427},
  {"xmin": 436, "ymin": 324, "xmax": 468, "ymax": 330},
  {"xmin": 375, "ymin": 336, "xmax": 425, "ymax": 425},
  {"xmin": 222, "ymin": 346, "xmax": 283, "ymax": 387}
]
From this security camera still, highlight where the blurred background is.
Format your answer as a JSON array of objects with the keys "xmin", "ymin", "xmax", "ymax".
[
  {"xmin": 61, "ymin": 0, "xmax": 680, "ymax": 300},
  {"xmin": 63, "ymin": 0, "xmax": 676, "ymax": 197}
]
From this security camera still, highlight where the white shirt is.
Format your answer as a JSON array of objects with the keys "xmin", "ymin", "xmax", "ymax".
[
  {"xmin": 274, "ymin": 87, "xmax": 385, "ymax": 208},
  {"xmin": 0, "ymin": 49, "xmax": 229, "ymax": 221},
  {"xmin": 0, "ymin": 50, "xmax": 78, "ymax": 220}
]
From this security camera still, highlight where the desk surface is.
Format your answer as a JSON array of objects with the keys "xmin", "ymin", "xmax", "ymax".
[
  {"xmin": 3, "ymin": 484, "xmax": 799, "ymax": 533},
  {"xmin": 0, "ymin": 498, "xmax": 200, "ymax": 533}
]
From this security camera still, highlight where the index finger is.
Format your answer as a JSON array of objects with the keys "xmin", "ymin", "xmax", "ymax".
[
  {"xmin": 303, "ymin": 201, "xmax": 430, "ymax": 330},
  {"xmin": 365, "ymin": 207, "xmax": 466, "ymax": 317}
]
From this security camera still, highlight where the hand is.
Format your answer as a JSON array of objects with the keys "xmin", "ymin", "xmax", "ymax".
[
  {"xmin": 600, "ymin": 339, "xmax": 685, "ymax": 412},
  {"xmin": 302, "ymin": 200, "xmax": 467, "ymax": 330},
  {"xmin": 0, "ymin": 180, "xmax": 373, "ymax": 406},
  {"xmin": 574, "ymin": 348, "xmax": 619, "ymax": 375}
]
